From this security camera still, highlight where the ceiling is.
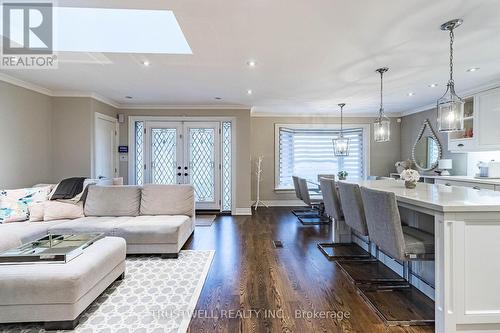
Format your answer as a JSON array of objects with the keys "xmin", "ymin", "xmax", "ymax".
[{"xmin": 2, "ymin": 0, "xmax": 500, "ymax": 115}]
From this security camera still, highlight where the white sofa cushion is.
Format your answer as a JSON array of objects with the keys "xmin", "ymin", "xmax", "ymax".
[
  {"xmin": 48, "ymin": 216, "xmax": 133, "ymax": 236},
  {"xmin": 113, "ymin": 215, "xmax": 193, "ymax": 245},
  {"xmin": 0, "ymin": 234, "xmax": 22, "ymax": 253},
  {"xmin": 44, "ymin": 201, "xmax": 84, "ymax": 221},
  {"xmin": 84, "ymin": 185, "xmax": 141, "ymax": 217},
  {"xmin": 0, "ymin": 220, "xmax": 69, "ymax": 244},
  {"xmin": 140, "ymin": 184, "xmax": 195, "ymax": 217}
]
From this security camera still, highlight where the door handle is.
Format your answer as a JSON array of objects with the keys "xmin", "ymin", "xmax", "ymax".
[
  {"xmin": 177, "ymin": 166, "xmax": 181, "ymax": 170},
  {"xmin": 184, "ymin": 166, "xmax": 188, "ymax": 170},
  {"xmin": 177, "ymin": 172, "xmax": 182, "ymax": 176},
  {"xmin": 457, "ymin": 143, "xmax": 464, "ymax": 147},
  {"xmin": 184, "ymin": 173, "xmax": 188, "ymax": 176},
  {"xmin": 472, "ymin": 186, "xmax": 481, "ymax": 190}
]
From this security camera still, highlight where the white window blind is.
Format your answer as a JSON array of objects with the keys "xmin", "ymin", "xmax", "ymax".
[{"xmin": 277, "ymin": 127, "xmax": 365, "ymax": 189}]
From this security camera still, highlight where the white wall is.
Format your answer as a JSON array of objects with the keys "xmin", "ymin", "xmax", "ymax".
[
  {"xmin": 0, "ymin": 82, "xmax": 118, "ymax": 188},
  {"xmin": 250, "ymin": 115, "xmax": 401, "ymax": 202},
  {"xmin": 0, "ymin": 81, "xmax": 53, "ymax": 189}
]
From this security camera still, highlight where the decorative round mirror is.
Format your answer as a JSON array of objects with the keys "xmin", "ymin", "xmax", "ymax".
[{"xmin": 412, "ymin": 119, "xmax": 442, "ymax": 171}]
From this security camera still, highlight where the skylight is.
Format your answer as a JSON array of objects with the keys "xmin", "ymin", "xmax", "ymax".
[{"xmin": 4, "ymin": 7, "xmax": 192, "ymax": 54}]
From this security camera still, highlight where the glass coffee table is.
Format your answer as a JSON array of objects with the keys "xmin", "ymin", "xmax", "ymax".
[{"xmin": 0, "ymin": 233, "xmax": 104, "ymax": 264}]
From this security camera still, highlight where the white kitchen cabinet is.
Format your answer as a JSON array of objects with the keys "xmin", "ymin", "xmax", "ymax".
[
  {"xmin": 435, "ymin": 178, "xmax": 496, "ymax": 190},
  {"xmin": 448, "ymin": 87, "xmax": 500, "ymax": 152},
  {"xmin": 475, "ymin": 87, "xmax": 500, "ymax": 150}
]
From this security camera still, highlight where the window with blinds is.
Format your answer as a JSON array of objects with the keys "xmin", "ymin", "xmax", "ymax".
[{"xmin": 277, "ymin": 126, "xmax": 365, "ymax": 189}]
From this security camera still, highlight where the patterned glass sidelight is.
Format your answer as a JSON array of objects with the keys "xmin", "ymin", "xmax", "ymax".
[
  {"xmin": 151, "ymin": 128, "xmax": 177, "ymax": 184},
  {"xmin": 221, "ymin": 122, "xmax": 232, "ymax": 211},
  {"xmin": 135, "ymin": 121, "xmax": 144, "ymax": 185},
  {"xmin": 189, "ymin": 128, "xmax": 215, "ymax": 202}
]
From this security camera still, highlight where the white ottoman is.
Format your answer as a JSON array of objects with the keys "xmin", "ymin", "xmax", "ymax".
[{"xmin": 0, "ymin": 236, "xmax": 126, "ymax": 330}]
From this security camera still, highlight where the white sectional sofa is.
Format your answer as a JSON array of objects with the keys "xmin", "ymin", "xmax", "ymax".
[{"xmin": 0, "ymin": 184, "xmax": 196, "ymax": 258}]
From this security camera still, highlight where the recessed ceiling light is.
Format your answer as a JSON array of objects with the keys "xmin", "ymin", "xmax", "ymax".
[
  {"xmin": 125, "ymin": 96, "xmax": 133, "ymax": 99},
  {"xmin": 246, "ymin": 60, "xmax": 257, "ymax": 68},
  {"xmin": 247, "ymin": 89, "xmax": 253, "ymax": 95},
  {"xmin": 142, "ymin": 60, "xmax": 150, "ymax": 66},
  {"xmin": 429, "ymin": 83, "xmax": 438, "ymax": 88},
  {"xmin": 408, "ymin": 92, "xmax": 415, "ymax": 96},
  {"xmin": 467, "ymin": 67, "xmax": 480, "ymax": 72}
]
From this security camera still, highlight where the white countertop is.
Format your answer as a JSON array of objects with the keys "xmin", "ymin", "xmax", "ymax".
[
  {"xmin": 345, "ymin": 179, "xmax": 500, "ymax": 213},
  {"xmin": 424, "ymin": 175, "xmax": 500, "ymax": 185},
  {"xmin": 391, "ymin": 173, "xmax": 500, "ymax": 186}
]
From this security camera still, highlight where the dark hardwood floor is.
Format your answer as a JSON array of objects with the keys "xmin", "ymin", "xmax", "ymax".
[{"xmin": 184, "ymin": 207, "xmax": 434, "ymax": 333}]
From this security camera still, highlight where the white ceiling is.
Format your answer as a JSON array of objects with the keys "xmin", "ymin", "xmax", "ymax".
[{"xmin": 2, "ymin": 0, "xmax": 500, "ymax": 115}]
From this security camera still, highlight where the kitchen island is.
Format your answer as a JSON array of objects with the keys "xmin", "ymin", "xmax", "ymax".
[{"xmin": 345, "ymin": 179, "xmax": 500, "ymax": 333}]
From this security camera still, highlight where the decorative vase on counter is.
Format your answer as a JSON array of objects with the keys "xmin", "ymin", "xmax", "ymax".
[
  {"xmin": 404, "ymin": 180, "xmax": 417, "ymax": 189},
  {"xmin": 400, "ymin": 168, "xmax": 420, "ymax": 189}
]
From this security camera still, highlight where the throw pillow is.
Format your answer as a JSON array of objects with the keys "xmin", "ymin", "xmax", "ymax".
[
  {"xmin": 28, "ymin": 202, "xmax": 45, "ymax": 222},
  {"xmin": 0, "ymin": 186, "xmax": 52, "ymax": 223},
  {"xmin": 43, "ymin": 201, "xmax": 84, "ymax": 221}
]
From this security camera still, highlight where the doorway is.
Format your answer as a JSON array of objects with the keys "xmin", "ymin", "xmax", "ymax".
[
  {"xmin": 94, "ymin": 113, "xmax": 118, "ymax": 179},
  {"xmin": 130, "ymin": 117, "xmax": 234, "ymax": 213},
  {"xmin": 145, "ymin": 121, "xmax": 221, "ymax": 210}
]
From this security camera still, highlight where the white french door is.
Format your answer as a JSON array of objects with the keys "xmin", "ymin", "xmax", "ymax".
[{"xmin": 145, "ymin": 121, "xmax": 221, "ymax": 210}]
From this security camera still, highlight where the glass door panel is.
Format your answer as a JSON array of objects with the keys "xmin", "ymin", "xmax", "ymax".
[
  {"xmin": 151, "ymin": 128, "xmax": 177, "ymax": 184},
  {"xmin": 184, "ymin": 122, "xmax": 220, "ymax": 210},
  {"xmin": 146, "ymin": 122, "xmax": 183, "ymax": 185}
]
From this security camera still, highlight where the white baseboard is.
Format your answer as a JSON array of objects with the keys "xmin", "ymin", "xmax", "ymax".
[
  {"xmin": 252, "ymin": 200, "xmax": 306, "ymax": 207},
  {"xmin": 234, "ymin": 208, "xmax": 252, "ymax": 215}
]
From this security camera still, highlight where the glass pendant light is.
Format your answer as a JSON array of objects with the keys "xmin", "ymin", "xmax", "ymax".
[
  {"xmin": 333, "ymin": 103, "xmax": 349, "ymax": 156},
  {"xmin": 373, "ymin": 67, "xmax": 390, "ymax": 142},
  {"xmin": 437, "ymin": 19, "xmax": 464, "ymax": 132}
]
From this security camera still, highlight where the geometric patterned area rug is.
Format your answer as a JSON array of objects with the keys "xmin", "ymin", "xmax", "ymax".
[{"xmin": 0, "ymin": 250, "xmax": 215, "ymax": 333}]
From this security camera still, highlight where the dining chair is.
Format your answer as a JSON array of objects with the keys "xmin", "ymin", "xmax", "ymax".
[
  {"xmin": 297, "ymin": 177, "xmax": 330, "ymax": 225},
  {"xmin": 291, "ymin": 176, "xmax": 318, "ymax": 217}
]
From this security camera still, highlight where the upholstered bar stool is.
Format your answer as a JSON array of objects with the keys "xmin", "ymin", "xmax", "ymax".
[
  {"xmin": 297, "ymin": 177, "xmax": 330, "ymax": 225},
  {"xmin": 360, "ymin": 187, "xmax": 434, "ymax": 277},
  {"xmin": 334, "ymin": 182, "xmax": 406, "ymax": 285},
  {"xmin": 291, "ymin": 176, "xmax": 318, "ymax": 217},
  {"xmin": 317, "ymin": 178, "xmax": 365, "ymax": 259},
  {"xmin": 359, "ymin": 186, "xmax": 435, "ymax": 326},
  {"xmin": 335, "ymin": 182, "xmax": 372, "ymax": 256}
]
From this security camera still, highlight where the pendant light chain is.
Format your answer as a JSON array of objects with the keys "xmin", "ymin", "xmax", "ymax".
[
  {"xmin": 340, "ymin": 104, "xmax": 344, "ymax": 134},
  {"xmin": 379, "ymin": 69, "xmax": 384, "ymax": 117},
  {"xmin": 449, "ymin": 28, "xmax": 454, "ymax": 84}
]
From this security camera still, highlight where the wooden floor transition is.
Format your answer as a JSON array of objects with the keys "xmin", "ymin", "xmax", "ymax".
[{"xmin": 184, "ymin": 207, "xmax": 434, "ymax": 333}]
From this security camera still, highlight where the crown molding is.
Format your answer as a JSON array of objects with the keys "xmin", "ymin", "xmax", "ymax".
[
  {"xmin": 399, "ymin": 79, "xmax": 500, "ymax": 117},
  {"xmin": 0, "ymin": 72, "xmax": 52, "ymax": 96},
  {"xmin": 251, "ymin": 110, "xmax": 402, "ymax": 118},
  {"xmin": 51, "ymin": 90, "xmax": 121, "ymax": 108},
  {"xmin": 117, "ymin": 104, "xmax": 250, "ymax": 110},
  {"xmin": 0, "ymin": 73, "xmax": 121, "ymax": 108}
]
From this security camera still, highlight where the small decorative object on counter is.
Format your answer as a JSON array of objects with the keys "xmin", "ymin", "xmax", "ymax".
[
  {"xmin": 338, "ymin": 170, "xmax": 348, "ymax": 181},
  {"xmin": 438, "ymin": 159, "xmax": 453, "ymax": 176},
  {"xmin": 477, "ymin": 161, "xmax": 489, "ymax": 178},
  {"xmin": 395, "ymin": 159, "xmax": 413, "ymax": 174},
  {"xmin": 400, "ymin": 169, "xmax": 420, "ymax": 189}
]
